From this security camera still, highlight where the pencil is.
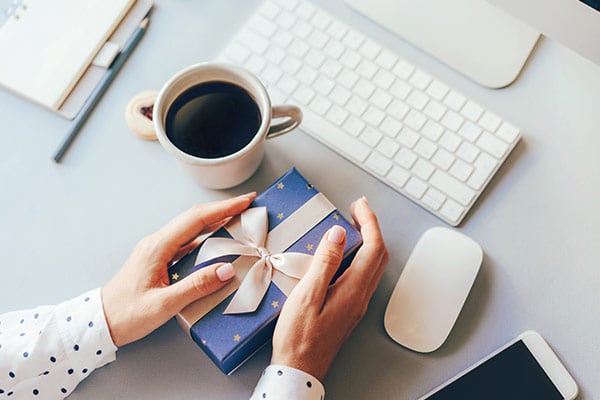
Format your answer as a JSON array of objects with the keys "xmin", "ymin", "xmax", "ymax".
[{"xmin": 53, "ymin": 17, "xmax": 150, "ymax": 163}]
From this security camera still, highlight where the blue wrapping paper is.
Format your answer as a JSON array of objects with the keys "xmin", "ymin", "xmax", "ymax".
[{"xmin": 169, "ymin": 167, "xmax": 362, "ymax": 374}]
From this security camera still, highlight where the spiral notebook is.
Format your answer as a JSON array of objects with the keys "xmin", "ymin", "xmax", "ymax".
[{"xmin": 0, "ymin": 0, "xmax": 135, "ymax": 113}]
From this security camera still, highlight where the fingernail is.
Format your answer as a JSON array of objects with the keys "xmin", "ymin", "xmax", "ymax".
[
  {"xmin": 216, "ymin": 263, "xmax": 235, "ymax": 281},
  {"xmin": 328, "ymin": 225, "xmax": 346, "ymax": 244},
  {"xmin": 235, "ymin": 192, "xmax": 256, "ymax": 200},
  {"xmin": 361, "ymin": 196, "xmax": 369, "ymax": 203}
]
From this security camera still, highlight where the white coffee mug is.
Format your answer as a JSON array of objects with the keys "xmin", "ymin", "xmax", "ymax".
[{"xmin": 153, "ymin": 62, "xmax": 302, "ymax": 189}]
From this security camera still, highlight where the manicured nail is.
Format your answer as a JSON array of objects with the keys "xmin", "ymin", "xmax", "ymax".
[
  {"xmin": 235, "ymin": 192, "xmax": 256, "ymax": 200},
  {"xmin": 361, "ymin": 196, "xmax": 369, "ymax": 204},
  {"xmin": 328, "ymin": 225, "xmax": 346, "ymax": 244},
  {"xmin": 216, "ymin": 263, "xmax": 235, "ymax": 281}
]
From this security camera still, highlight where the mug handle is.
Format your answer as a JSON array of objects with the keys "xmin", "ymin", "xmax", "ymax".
[{"xmin": 266, "ymin": 105, "xmax": 303, "ymax": 139}]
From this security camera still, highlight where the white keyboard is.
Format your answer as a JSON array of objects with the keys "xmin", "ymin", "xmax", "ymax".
[{"xmin": 220, "ymin": 0, "xmax": 522, "ymax": 226}]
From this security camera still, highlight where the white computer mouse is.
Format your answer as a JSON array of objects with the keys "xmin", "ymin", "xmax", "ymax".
[{"xmin": 384, "ymin": 227, "xmax": 483, "ymax": 353}]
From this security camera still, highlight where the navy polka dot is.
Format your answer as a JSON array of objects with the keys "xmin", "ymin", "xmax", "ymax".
[
  {"xmin": 19, "ymin": 332, "xmax": 25, "ymax": 337},
  {"xmin": 67, "ymin": 369, "xmax": 74, "ymax": 375},
  {"xmin": 0, "ymin": 389, "xmax": 4, "ymax": 394},
  {"xmin": 9, "ymin": 371, "xmax": 15, "ymax": 378},
  {"xmin": 34, "ymin": 313, "xmax": 39, "ymax": 319},
  {"xmin": 82, "ymin": 368, "xmax": 88, "ymax": 374},
  {"xmin": 88, "ymin": 321, "xmax": 94, "ymax": 328},
  {"xmin": 96, "ymin": 350, "xmax": 102, "ymax": 355},
  {"xmin": 84, "ymin": 296, "xmax": 90, "ymax": 302},
  {"xmin": 7, "ymin": 391, "xmax": 13, "ymax": 396},
  {"xmin": 20, "ymin": 319, "xmax": 24, "ymax": 324},
  {"xmin": 60, "ymin": 388, "xmax": 67, "ymax": 394},
  {"xmin": 33, "ymin": 389, "xmax": 39, "ymax": 395},
  {"xmin": 43, "ymin": 371, "xmax": 49, "ymax": 375},
  {"xmin": 262, "ymin": 393, "xmax": 267, "ymax": 398},
  {"xmin": 73, "ymin": 344, "xmax": 79, "ymax": 351},
  {"xmin": 277, "ymin": 370, "xmax": 283, "ymax": 376},
  {"xmin": 23, "ymin": 351, "xmax": 29, "ymax": 358},
  {"xmin": 66, "ymin": 316, "xmax": 72, "ymax": 322},
  {"xmin": 50, "ymin": 356, "xmax": 57, "ymax": 363},
  {"xmin": 307, "ymin": 381, "xmax": 312, "ymax": 388}
]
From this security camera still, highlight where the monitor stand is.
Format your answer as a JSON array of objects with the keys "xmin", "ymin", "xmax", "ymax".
[{"xmin": 344, "ymin": 0, "xmax": 540, "ymax": 88}]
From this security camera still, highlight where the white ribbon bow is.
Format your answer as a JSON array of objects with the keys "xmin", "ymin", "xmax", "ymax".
[{"xmin": 195, "ymin": 207, "xmax": 313, "ymax": 314}]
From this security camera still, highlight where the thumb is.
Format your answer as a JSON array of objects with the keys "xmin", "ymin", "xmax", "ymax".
[
  {"xmin": 165, "ymin": 263, "xmax": 236, "ymax": 311},
  {"xmin": 292, "ymin": 225, "xmax": 346, "ymax": 305}
]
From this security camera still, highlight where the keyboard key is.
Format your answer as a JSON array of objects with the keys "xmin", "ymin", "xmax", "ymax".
[
  {"xmin": 297, "ymin": 65, "xmax": 318, "ymax": 85},
  {"xmin": 321, "ymin": 59, "xmax": 343, "ymax": 79},
  {"xmin": 307, "ymin": 30, "xmax": 329, "ymax": 49},
  {"xmin": 373, "ymin": 69, "xmax": 395, "ymax": 89},
  {"xmin": 326, "ymin": 20, "xmax": 347, "ymax": 39},
  {"xmin": 290, "ymin": 38, "xmax": 310, "ymax": 58},
  {"xmin": 340, "ymin": 50, "xmax": 361, "ymax": 69},
  {"xmin": 449, "ymin": 159, "xmax": 474, "ymax": 181},
  {"xmin": 295, "ymin": 2, "xmax": 316, "ymax": 19},
  {"xmin": 375, "ymin": 49, "xmax": 398, "ymax": 70},
  {"xmin": 406, "ymin": 90, "xmax": 429, "ymax": 111},
  {"xmin": 311, "ymin": 10, "xmax": 332, "ymax": 30},
  {"xmin": 426, "ymin": 80, "xmax": 449, "ymax": 101},
  {"xmin": 360, "ymin": 126, "xmax": 382, "ymax": 147},
  {"xmin": 250, "ymin": 15, "xmax": 278, "ymax": 38},
  {"xmin": 479, "ymin": 111, "xmax": 502, "ymax": 132},
  {"xmin": 305, "ymin": 49, "xmax": 326, "ymax": 68},
  {"xmin": 377, "ymin": 137, "xmax": 400, "ymax": 158},
  {"xmin": 423, "ymin": 188, "xmax": 446, "ymax": 211},
  {"xmin": 356, "ymin": 59, "xmax": 379, "ymax": 79},
  {"xmin": 430, "ymin": 170, "xmax": 476, "ymax": 206},
  {"xmin": 346, "ymin": 95, "xmax": 369, "ymax": 116},
  {"xmin": 309, "ymin": 95, "xmax": 332, "ymax": 115},
  {"xmin": 240, "ymin": 30, "xmax": 269, "ymax": 54},
  {"xmin": 405, "ymin": 177, "xmax": 428, "ymax": 199},
  {"xmin": 262, "ymin": 64, "xmax": 283, "ymax": 85},
  {"xmin": 461, "ymin": 100, "xmax": 484, "ymax": 122},
  {"xmin": 314, "ymin": 76, "xmax": 335, "ymax": 95},
  {"xmin": 388, "ymin": 166, "xmax": 410, "ymax": 188},
  {"xmin": 389, "ymin": 80, "xmax": 412, "ymax": 100},
  {"xmin": 421, "ymin": 120, "xmax": 444, "ymax": 141},
  {"xmin": 431, "ymin": 148, "xmax": 455, "ymax": 170},
  {"xmin": 265, "ymin": 46, "xmax": 286, "ymax": 64},
  {"xmin": 291, "ymin": 84, "xmax": 315, "ymax": 105},
  {"xmin": 343, "ymin": 115, "xmax": 366, "ymax": 137},
  {"xmin": 467, "ymin": 152, "xmax": 497, "ymax": 190},
  {"xmin": 439, "ymin": 131, "xmax": 462, "ymax": 152},
  {"xmin": 291, "ymin": 20, "xmax": 313, "ymax": 39},
  {"xmin": 272, "ymin": 30, "xmax": 294, "ymax": 48},
  {"xmin": 278, "ymin": 10, "xmax": 298, "ymax": 30},
  {"xmin": 440, "ymin": 199, "xmax": 464, "ymax": 223},
  {"xmin": 423, "ymin": 100, "xmax": 446, "ymax": 121},
  {"xmin": 387, "ymin": 100, "xmax": 410, "ymax": 121},
  {"xmin": 371, "ymin": 88, "xmax": 393, "ymax": 109},
  {"xmin": 393, "ymin": 60, "xmax": 415, "ymax": 80},
  {"xmin": 409, "ymin": 70, "xmax": 432, "ymax": 91},
  {"xmin": 358, "ymin": 39, "xmax": 381, "ymax": 59},
  {"xmin": 366, "ymin": 152, "xmax": 393, "ymax": 176},
  {"xmin": 477, "ymin": 131, "xmax": 509, "ymax": 158},
  {"xmin": 404, "ymin": 110, "xmax": 427, "ymax": 131},
  {"xmin": 414, "ymin": 137, "xmax": 437, "ymax": 159},
  {"xmin": 440, "ymin": 110, "xmax": 464, "ymax": 132},
  {"xmin": 337, "ymin": 69, "xmax": 359, "ymax": 89},
  {"xmin": 342, "ymin": 30, "xmax": 365, "ymax": 50},
  {"xmin": 443, "ymin": 90, "xmax": 467, "ymax": 111},
  {"xmin": 225, "ymin": 42, "xmax": 250, "ymax": 64},
  {"xmin": 330, "ymin": 85, "xmax": 352, "ymax": 106},
  {"xmin": 304, "ymin": 111, "xmax": 370, "ymax": 162},
  {"xmin": 397, "ymin": 127, "xmax": 420, "ymax": 148},
  {"xmin": 324, "ymin": 40, "xmax": 345, "ymax": 58},
  {"xmin": 326, "ymin": 105, "xmax": 349, "ymax": 126},
  {"xmin": 355, "ymin": 79, "xmax": 376, "ymax": 99},
  {"xmin": 259, "ymin": 1, "xmax": 281, "ymax": 19},
  {"xmin": 456, "ymin": 141, "xmax": 480, "ymax": 163},
  {"xmin": 457, "ymin": 121, "xmax": 483, "ymax": 142},
  {"xmin": 363, "ymin": 106, "xmax": 385, "ymax": 127},
  {"xmin": 281, "ymin": 56, "xmax": 302, "ymax": 74},
  {"xmin": 278, "ymin": 74, "xmax": 299, "ymax": 94},
  {"xmin": 395, "ymin": 148, "xmax": 418, "ymax": 169},
  {"xmin": 496, "ymin": 122, "xmax": 520, "ymax": 143},
  {"xmin": 380, "ymin": 116, "xmax": 402, "ymax": 137},
  {"xmin": 412, "ymin": 159, "xmax": 435, "ymax": 180}
]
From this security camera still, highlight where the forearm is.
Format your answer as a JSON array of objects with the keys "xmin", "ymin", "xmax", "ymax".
[{"xmin": 0, "ymin": 289, "xmax": 117, "ymax": 399}]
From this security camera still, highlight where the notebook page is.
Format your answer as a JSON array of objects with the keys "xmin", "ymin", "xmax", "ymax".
[{"xmin": 0, "ymin": 0, "xmax": 134, "ymax": 110}]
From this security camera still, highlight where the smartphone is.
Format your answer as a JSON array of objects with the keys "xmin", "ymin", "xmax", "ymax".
[{"xmin": 418, "ymin": 331, "xmax": 578, "ymax": 400}]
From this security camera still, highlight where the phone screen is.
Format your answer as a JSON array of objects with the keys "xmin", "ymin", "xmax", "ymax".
[{"xmin": 423, "ymin": 340, "xmax": 564, "ymax": 399}]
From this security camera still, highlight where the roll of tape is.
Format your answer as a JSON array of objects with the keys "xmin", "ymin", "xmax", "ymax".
[{"xmin": 125, "ymin": 90, "xmax": 158, "ymax": 140}]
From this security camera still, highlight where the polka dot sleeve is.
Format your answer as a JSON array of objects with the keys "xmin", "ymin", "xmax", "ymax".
[
  {"xmin": 250, "ymin": 365, "xmax": 325, "ymax": 400},
  {"xmin": 0, "ymin": 288, "xmax": 117, "ymax": 399}
]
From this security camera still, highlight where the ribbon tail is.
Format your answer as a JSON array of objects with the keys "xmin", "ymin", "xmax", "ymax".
[
  {"xmin": 195, "ymin": 238, "xmax": 259, "ymax": 265},
  {"xmin": 271, "ymin": 252, "xmax": 314, "ymax": 280},
  {"xmin": 224, "ymin": 258, "xmax": 272, "ymax": 314}
]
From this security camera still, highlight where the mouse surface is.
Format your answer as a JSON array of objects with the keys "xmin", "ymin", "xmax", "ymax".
[{"xmin": 384, "ymin": 227, "xmax": 483, "ymax": 353}]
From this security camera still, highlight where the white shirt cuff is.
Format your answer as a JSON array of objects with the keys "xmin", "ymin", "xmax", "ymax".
[{"xmin": 250, "ymin": 365, "xmax": 325, "ymax": 400}]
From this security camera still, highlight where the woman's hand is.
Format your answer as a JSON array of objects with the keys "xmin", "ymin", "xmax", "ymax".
[
  {"xmin": 271, "ymin": 197, "xmax": 389, "ymax": 380},
  {"xmin": 101, "ymin": 193, "xmax": 256, "ymax": 347}
]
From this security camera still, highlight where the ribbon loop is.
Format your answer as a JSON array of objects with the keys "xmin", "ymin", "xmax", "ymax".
[{"xmin": 195, "ymin": 206, "xmax": 314, "ymax": 314}]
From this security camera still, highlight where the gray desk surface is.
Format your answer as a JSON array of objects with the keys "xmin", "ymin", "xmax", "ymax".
[{"xmin": 1, "ymin": 1, "xmax": 599, "ymax": 398}]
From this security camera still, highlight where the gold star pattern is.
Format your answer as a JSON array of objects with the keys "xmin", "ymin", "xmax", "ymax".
[
  {"xmin": 277, "ymin": 212, "xmax": 284, "ymax": 220},
  {"xmin": 277, "ymin": 182, "xmax": 285, "ymax": 189},
  {"xmin": 171, "ymin": 272, "xmax": 180, "ymax": 281},
  {"xmin": 306, "ymin": 243, "xmax": 314, "ymax": 252},
  {"xmin": 333, "ymin": 213, "xmax": 340, "ymax": 220},
  {"xmin": 233, "ymin": 334, "xmax": 241, "ymax": 342},
  {"xmin": 201, "ymin": 339, "xmax": 207, "ymax": 345},
  {"xmin": 271, "ymin": 301, "xmax": 279, "ymax": 308}
]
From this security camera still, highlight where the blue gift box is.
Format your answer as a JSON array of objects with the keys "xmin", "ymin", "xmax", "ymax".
[{"xmin": 169, "ymin": 167, "xmax": 362, "ymax": 374}]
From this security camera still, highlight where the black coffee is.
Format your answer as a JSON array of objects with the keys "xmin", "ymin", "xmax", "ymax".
[{"xmin": 165, "ymin": 81, "xmax": 262, "ymax": 158}]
